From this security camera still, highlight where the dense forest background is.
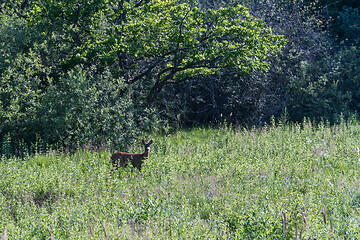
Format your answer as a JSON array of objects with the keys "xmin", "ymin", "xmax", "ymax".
[{"xmin": 0, "ymin": 0, "xmax": 359, "ymax": 153}]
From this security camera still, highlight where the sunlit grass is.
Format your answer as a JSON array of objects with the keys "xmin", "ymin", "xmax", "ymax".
[{"xmin": 1, "ymin": 121, "xmax": 360, "ymax": 238}]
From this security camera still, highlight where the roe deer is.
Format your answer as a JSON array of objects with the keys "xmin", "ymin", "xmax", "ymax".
[{"xmin": 111, "ymin": 140, "xmax": 153, "ymax": 170}]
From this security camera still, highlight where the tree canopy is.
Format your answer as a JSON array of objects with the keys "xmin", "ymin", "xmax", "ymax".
[{"xmin": 3, "ymin": 0, "xmax": 285, "ymax": 103}]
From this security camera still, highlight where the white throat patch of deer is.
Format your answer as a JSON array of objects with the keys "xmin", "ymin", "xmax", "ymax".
[{"xmin": 111, "ymin": 140, "xmax": 153, "ymax": 171}]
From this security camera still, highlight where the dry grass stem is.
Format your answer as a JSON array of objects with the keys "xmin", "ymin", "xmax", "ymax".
[
  {"xmin": 102, "ymin": 223, "xmax": 108, "ymax": 240},
  {"xmin": 282, "ymin": 211, "xmax": 287, "ymax": 235},
  {"xmin": 302, "ymin": 214, "xmax": 308, "ymax": 227},
  {"xmin": 47, "ymin": 226, "xmax": 55, "ymax": 240},
  {"xmin": 321, "ymin": 210, "xmax": 327, "ymax": 225},
  {"xmin": 89, "ymin": 223, "xmax": 94, "ymax": 236},
  {"xmin": 2, "ymin": 227, "xmax": 8, "ymax": 240}
]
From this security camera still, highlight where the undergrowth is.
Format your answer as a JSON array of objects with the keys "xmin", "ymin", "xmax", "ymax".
[{"xmin": 1, "ymin": 121, "xmax": 360, "ymax": 239}]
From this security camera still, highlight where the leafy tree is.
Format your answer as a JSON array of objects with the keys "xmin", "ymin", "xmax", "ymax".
[
  {"xmin": 334, "ymin": 6, "xmax": 360, "ymax": 44},
  {"xmin": 78, "ymin": 0, "xmax": 284, "ymax": 106},
  {"xmin": 302, "ymin": 0, "xmax": 360, "ymax": 43},
  {"xmin": 240, "ymin": 0, "xmax": 355, "ymax": 124},
  {"xmin": 168, "ymin": 0, "xmax": 335, "ymax": 125},
  {"xmin": 1, "ymin": 0, "xmax": 285, "ymax": 152},
  {"xmin": 18, "ymin": 0, "xmax": 285, "ymax": 102}
]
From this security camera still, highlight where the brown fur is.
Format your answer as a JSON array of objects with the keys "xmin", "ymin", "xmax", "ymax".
[{"xmin": 111, "ymin": 140, "xmax": 152, "ymax": 170}]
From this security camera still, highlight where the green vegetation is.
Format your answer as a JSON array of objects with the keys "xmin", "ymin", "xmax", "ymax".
[
  {"xmin": 1, "ymin": 0, "xmax": 359, "ymax": 238},
  {"xmin": 2, "ymin": 121, "xmax": 360, "ymax": 238},
  {"xmin": 1, "ymin": 0, "xmax": 360, "ymax": 153},
  {"xmin": 0, "ymin": 0, "xmax": 286, "ymax": 151}
]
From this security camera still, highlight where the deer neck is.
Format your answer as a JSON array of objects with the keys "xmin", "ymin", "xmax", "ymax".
[{"xmin": 143, "ymin": 150, "xmax": 150, "ymax": 158}]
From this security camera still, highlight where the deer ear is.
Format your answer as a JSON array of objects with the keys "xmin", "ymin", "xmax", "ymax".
[{"xmin": 149, "ymin": 140, "xmax": 153, "ymax": 144}]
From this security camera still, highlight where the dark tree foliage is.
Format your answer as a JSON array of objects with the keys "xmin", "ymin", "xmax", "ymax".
[
  {"xmin": 157, "ymin": 0, "xmax": 334, "ymax": 125},
  {"xmin": 156, "ymin": 0, "xmax": 360, "ymax": 126}
]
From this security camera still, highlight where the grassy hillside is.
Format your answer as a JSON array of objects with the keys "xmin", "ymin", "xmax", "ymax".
[{"xmin": 1, "ymin": 121, "xmax": 360, "ymax": 239}]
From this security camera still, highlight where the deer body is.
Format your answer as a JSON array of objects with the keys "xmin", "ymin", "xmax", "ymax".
[{"xmin": 111, "ymin": 140, "xmax": 152, "ymax": 170}]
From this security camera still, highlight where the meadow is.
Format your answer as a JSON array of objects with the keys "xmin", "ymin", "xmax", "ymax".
[{"xmin": 1, "ymin": 120, "xmax": 360, "ymax": 239}]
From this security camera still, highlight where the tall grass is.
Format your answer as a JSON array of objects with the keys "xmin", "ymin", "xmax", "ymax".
[{"xmin": 1, "ymin": 120, "xmax": 360, "ymax": 239}]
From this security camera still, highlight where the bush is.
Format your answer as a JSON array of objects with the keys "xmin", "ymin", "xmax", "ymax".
[{"xmin": 0, "ymin": 64, "xmax": 160, "ymax": 155}]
